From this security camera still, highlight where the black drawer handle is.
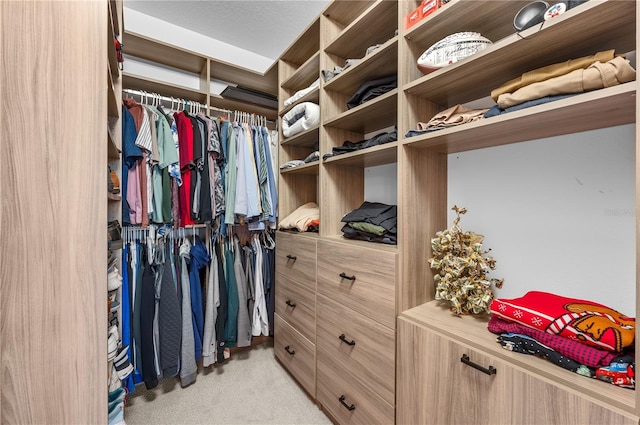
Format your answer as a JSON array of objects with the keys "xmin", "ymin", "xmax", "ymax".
[
  {"xmin": 286, "ymin": 254, "xmax": 297, "ymax": 261},
  {"xmin": 339, "ymin": 272, "xmax": 356, "ymax": 281},
  {"xmin": 285, "ymin": 299, "xmax": 297, "ymax": 308},
  {"xmin": 461, "ymin": 354, "xmax": 496, "ymax": 375},
  {"xmin": 284, "ymin": 345, "xmax": 295, "ymax": 356},
  {"xmin": 338, "ymin": 395, "xmax": 355, "ymax": 411},
  {"xmin": 339, "ymin": 333, "xmax": 356, "ymax": 346}
]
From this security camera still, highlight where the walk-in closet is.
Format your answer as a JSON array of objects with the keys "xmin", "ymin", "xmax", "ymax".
[{"xmin": 2, "ymin": 1, "xmax": 639, "ymax": 424}]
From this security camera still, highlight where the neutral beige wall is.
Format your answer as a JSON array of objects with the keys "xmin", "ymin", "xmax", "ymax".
[{"xmin": 1, "ymin": 1, "xmax": 107, "ymax": 423}]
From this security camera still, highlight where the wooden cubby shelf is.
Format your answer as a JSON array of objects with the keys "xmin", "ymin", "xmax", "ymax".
[
  {"xmin": 279, "ymin": 162, "xmax": 320, "ymax": 175},
  {"xmin": 324, "ymin": 89, "xmax": 397, "ymax": 133},
  {"xmin": 122, "ymin": 73, "xmax": 208, "ymax": 104},
  {"xmin": 324, "ymin": 0, "xmax": 397, "ymax": 59},
  {"xmin": 124, "ymin": 31, "xmax": 206, "ymax": 74},
  {"xmin": 402, "ymin": 83, "xmax": 635, "ymax": 153},
  {"xmin": 282, "ymin": 51, "xmax": 320, "ymax": 90},
  {"xmin": 280, "ymin": 125, "xmax": 320, "ymax": 148},
  {"xmin": 404, "ymin": 0, "xmax": 635, "ymax": 106},
  {"xmin": 107, "ymin": 70, "xmax": 119, "ymax": 118},
  {"xmin": 107, "ymin": 130, "xmax": 120, "ymax": 159},
  {"xmin": 324, "ymin": 36, "xmax": 398, "ymax": 95},
  {"xmin": 323, "ymin": 141, "xmax": 397, "ymax": 168},
  {"xmin": 280, "ymin": 87, "xmax": 321, "ymax": 117}
]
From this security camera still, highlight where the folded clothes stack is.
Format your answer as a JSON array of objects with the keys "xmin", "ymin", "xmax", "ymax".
[
  {"xmin": 324, "ymin": 128, "xmax": 397, "ymax": 160},
  {"xmin": 341, "ymin": 201, "xmax": 397, "ymax": 245},
  {"xmin": 278, "ymin": 202, "xmax": 320, "ymax": 232},
  {"xmin": 489, "ymin": 291, "xmax": 636, "ymax": 389}
]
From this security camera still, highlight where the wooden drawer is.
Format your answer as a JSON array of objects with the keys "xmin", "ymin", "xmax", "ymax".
[
  {"xmin": 275, "ymin": 273, "xmax": 316, "ymax": 343},
  {"xmin": 274, "ymin": 313, "xmax": 315, "ymax": 397},
  {"xmin": 316, "ymin": 294, "xmax": 395, "ymax": 405},
  {"xmin": 317, "ymin": 352, "xmax": 394, "ymax": 425},
  {"xmin": 317, "ymin": 240, "xmax": 396, "ymax": 328},
  {"xmin": 276, "ymin": 232, "xmax": 317, "ymax": 290},
  {"xmin": 396, "ymin": 317, "xmax": 639, "ymax": 425}
]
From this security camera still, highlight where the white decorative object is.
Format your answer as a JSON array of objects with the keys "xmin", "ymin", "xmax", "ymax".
[{"xmin": 417, "ymin": 32, "xmax": 492, "ymax": 75}]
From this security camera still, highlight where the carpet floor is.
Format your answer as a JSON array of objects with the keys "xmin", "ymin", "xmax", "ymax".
[{"xmin": 123, "ymin": 341, "xmax": 331, "ymax": 425}]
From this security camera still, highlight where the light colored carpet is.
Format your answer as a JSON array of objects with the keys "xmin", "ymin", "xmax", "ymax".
[{"xmin": 124, "ymin": 341, "xmax": 331, "ymax": 425}]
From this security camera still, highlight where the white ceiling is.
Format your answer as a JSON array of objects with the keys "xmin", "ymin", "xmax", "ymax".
[{"xmin": 125, "ymin": 0, "xmax": 330, "ymax": 61}]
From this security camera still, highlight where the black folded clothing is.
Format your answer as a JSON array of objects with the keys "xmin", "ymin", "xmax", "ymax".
[
  {"xmin": 347, "ymin": 75, "xmax": 397, "ymax": 109},
  {"xmin": 340, "ymin": 201, "xmax": 397, "ymax": 245}
]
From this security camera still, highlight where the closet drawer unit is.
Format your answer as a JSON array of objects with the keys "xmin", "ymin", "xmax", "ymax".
[
  {"xmin": 274, "ymin": 313, "xmax": 316, "ymax": 397},
  {"xmin": 317, "ymin": 353, "xmax": 394, "ymax": 425},
  {"xmin": 316, "ymin": 240, "xmax": 396, "ymax": 328},
  {"xmin": 316, "ymin": 294, "xmax": 395, "ymax": 405},
  {"xmin": 275, "ymin": 273, "xmax": 316, "ymax": 342},
  {"xmin": 276, "ymin": 232, "xmax": 317, "ymax": 290}
]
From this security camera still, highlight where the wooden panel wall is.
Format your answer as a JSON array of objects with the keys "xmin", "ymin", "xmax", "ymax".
[{"xmin": 1, "ymin": 1, "xmax": 107, "ymax": 423}]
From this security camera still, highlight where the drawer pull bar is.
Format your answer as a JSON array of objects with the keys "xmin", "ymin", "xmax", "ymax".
[
  {"xmin": 284, "ymin": 345, "xmax": 296, "ymax": 356},
  {"xmin": 338, "ymin": 395, "xmax": 356, "ymax": 411},
  {"xmin": 339, "ymin": 333, "xmax": 356, "ymax": 346},
  {"xmin": 461, "ymin": 354, "xmax": 496, "ymax": 376},
  {"xmin": 286, "ymin": 255, "xmax": 297, "ymax": 261},
  {"xmin": 339, "ymin": 272, "xmax": 356, "ymax": 281},
  {"xmin": 285, "ymin": 299, "xmax": 297, "ymax": 308}
]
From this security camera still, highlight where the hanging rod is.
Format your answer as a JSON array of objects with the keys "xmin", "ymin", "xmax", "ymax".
[{"xmin": 122, "ymin": 88, "xmax": 275, "ymax": 125}]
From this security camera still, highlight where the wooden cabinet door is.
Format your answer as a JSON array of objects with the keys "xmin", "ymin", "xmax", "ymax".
[
  {"xmin": 397, "ymin": 318, "xmax": 639, "ymax": 425},
  {"xmin": 397, "ymin": 318, "xmax": 505, "ymax": 425}
]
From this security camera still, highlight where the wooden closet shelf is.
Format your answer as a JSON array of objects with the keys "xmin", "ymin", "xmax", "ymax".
[
  {"xmin": 322, "ymin": 235, "xmax": 398, "ymax": 253},
  {"xmin": 209, "ymin": 94, "xmax": 277, "ymax": 121},
  {"xmin": 107, "ymin": 193, "xmax": 121, "ymax": 201},
  {"xmin": 107, "ymin": 8, "xmax": 119, "ymax": 78},
  {"xmin": 322, "ymin": 0, "xmax": 375, "ymax": 28},
  {"xmin": 124, "ymin": 31, "xmax": 207, "ymax": 74},
  {"xmin": 324, "ymin": 141, "xmax": 397, "ymax": 168},
  {"xmin": 280, "ymin": 162, "xmax": 320, "ymax": 176},
  {"xmin": 123, "ymin": 73, "xmax": 208, "ymax": 104},
  {"xmin": 107, "ymin": 70, "xmax": 119, "ymax": 118},
  {"xmin": 325, "ymin": 0, "xmax": 397, "ymax": 59},
  {"xmin": 281, "ymin": 125, "xmax": 320, "ymax": 148},
  {"xmin": 281, "ymin": 17, "xmax": 320, "ymax": 65},
  {"xmin": 107, "ymin": 131, "xmax": 121, "ymax": 159},
  {"xmin": 402, "ymin": 83, "xmax": 636, "ymax": 154},
  {"xmin": 210, "ymin": 59, "xmax": 278, "ymax": 97},
  {"xmin": 282, "ymin": 52, "xmax": 320, "ymax": 91},
  {"xmin": 404, "ymin": 0, "xmax": 635, "ymax": 106},
  {"xmin": 324, "ymin": 89, "xmax": 397, "ymax": 134},
  {"xmin": 109, "ymin": 0, "xmax": 121, "ymax": 36},
  {"xmin": 404, "ymin": 0, "xmax": 529, "ymax": 49},
  {"xmin": 280, "ymin": 87, "xmax": 320, "ymax": 117},
  {"xmin": 401, "ymin": 301, "xmax": 636, "ymax": 414},
  {"xmin": 324, "ymin": 36, "xmax": 397, "ymax": 96}
]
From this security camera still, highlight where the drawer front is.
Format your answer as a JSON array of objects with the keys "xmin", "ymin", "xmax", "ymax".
[
  {"xmin": 275, "ymin": 273, "xmax": 316, "ymax": 343},
  {"xmin": 316, "ymin": 294, "xmax": 395, "ymax": 405},
  {"xmin": 274, "ymin": 314, "xmax": 315, "ymax": 397},
  {"xmin": 317, "ymin": 355, "xmax": 394, "ymax": 425},
  {"xmin": 276, "ymin": 232, "xmax": 317, "ymax": 290},
  {"xmin": 317, "ymin": 240, "xmax": 396, "ymax": 328}
]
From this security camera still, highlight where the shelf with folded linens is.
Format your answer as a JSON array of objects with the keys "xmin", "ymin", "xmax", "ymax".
[
  {"xmin": 403, "ymin": 0, "xmax": 635, "ymax": 105},
  {"xmin": 323, "ymin": 36, "xmax": 398, "ymax": 96},
  {"xmin": 280, "ymin": 87, "xmax": 320, "ymax": 117},
  {"xmin": 402, "ymin": 83, "xmax": 636, "ymax": 153},
  {"xmin": 324, "ymin": 0, "xmax": 397, "ymax": 60}
]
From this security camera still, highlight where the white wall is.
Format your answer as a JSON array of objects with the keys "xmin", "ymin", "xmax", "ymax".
[{"xmin": 447, "ymin": 124, "xmax": 635, "ymax": 316}]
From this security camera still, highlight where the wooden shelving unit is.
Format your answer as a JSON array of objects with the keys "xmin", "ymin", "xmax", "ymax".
[
  {"xmin": 122, "ymin": 30, "xmax": 278, "ymax": 118},
  {"xmin": 275, "ymin": 1, "xmax": 640, "ymax": 424}
]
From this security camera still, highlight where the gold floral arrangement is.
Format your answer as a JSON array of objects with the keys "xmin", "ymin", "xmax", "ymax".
[{"xmin": 428, "ymin": 205, "xmax": 504, "ymax": 315}]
